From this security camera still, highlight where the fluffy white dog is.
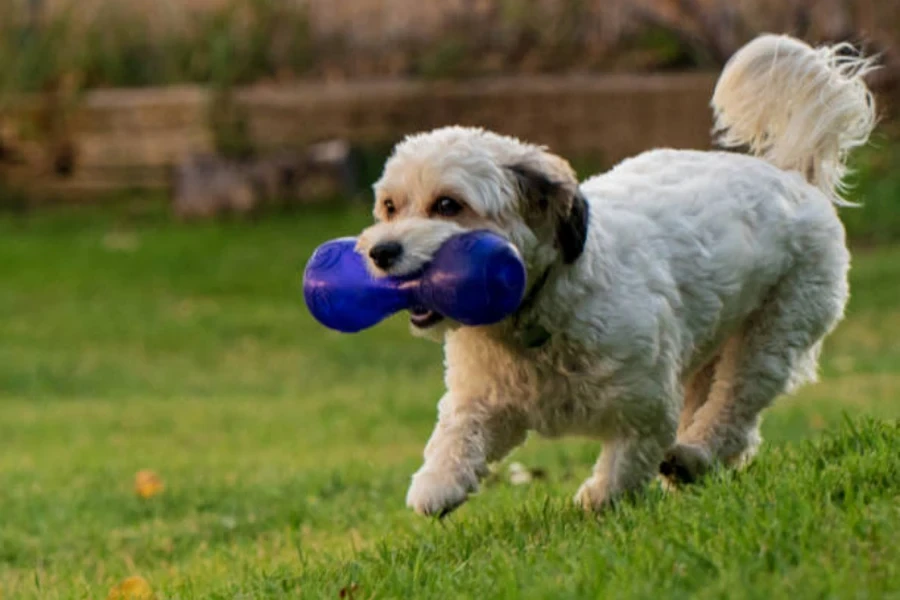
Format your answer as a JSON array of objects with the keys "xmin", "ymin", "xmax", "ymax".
[{"xmin": 355, "ymin": 34, "xmax": 877, "ymax": 516}]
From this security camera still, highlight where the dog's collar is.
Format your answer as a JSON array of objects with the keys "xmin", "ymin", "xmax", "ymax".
[{"xmin": 512, "ymin": 266, "xmax": 553, "ymax": 348}]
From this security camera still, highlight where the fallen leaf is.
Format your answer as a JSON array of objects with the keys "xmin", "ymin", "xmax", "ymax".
[
  {"xmin": 102, "ymin": 231, "xmax": 140, "ymax": 252},
  {"xmin": 134, "ymin": 470, "xmax": 164, "ymax": 499},
  {"xmin": 809, "ymin": 413, "xmax": 827, "ymax": 430},
  {"xmin": 107, "ymin": 575, "xmax": 155, "ymax": 600}
]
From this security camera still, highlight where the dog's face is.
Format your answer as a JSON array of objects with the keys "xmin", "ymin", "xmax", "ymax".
[{"xmin": 356, "ymin": 126, "xmax": 588, "ymax": 338}]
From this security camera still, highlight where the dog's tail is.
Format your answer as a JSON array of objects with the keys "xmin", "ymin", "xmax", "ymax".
[{"xmin": 712, "ymin": 34, "xmax": 877, "ymax": 204}]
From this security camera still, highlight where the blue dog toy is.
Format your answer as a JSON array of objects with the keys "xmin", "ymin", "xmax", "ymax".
[{"xmin": 303, "ymin": 231, "xmax": 527, "ymax": 333}]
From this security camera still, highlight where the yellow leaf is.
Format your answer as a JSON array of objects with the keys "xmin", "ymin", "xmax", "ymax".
[
  {"xmin": 134, "ymin": 470, "xmax": 164, "ymax": 499},
  {"xmin": 107, "ymin": 575, "xmax": 155, "ymax": 600}
]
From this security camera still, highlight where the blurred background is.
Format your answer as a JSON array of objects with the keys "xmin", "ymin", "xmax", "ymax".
[
  {"xmin": 1, "ymin": 0, "xmax": 899, "ymax": 219},
  {"xmin": 1, "ymin": 1, "xmax": 900, "ymax": 597}
]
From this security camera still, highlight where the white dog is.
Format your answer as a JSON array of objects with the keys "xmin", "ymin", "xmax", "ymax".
[{"xmin": 356, "ymin": 34, "xmax": 877, "ymax": 516}]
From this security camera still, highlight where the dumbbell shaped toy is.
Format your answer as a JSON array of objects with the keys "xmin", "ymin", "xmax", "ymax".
[{"xmin": 303, "ymin": 231, "xmax": 527, "ymax": 333}]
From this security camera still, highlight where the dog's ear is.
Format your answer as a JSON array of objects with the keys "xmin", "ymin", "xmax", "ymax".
[
  {"xmin": 507, "ymin": 163, "xmax": 589, "ymax": 264},
  {"xmin": 556, "ymin": 187, "xmax": 589, "ymax": 264}
]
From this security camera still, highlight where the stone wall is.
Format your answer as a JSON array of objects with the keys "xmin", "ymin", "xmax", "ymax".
[
  {"xmin": 0, "ymin": 74, "xmax": 718, "ymax": 198},
  {"xmin": 237, "ymin": 73, "xmax": 717, "ymax": 157}
]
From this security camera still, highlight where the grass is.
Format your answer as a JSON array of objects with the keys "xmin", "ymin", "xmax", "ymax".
[
  {"xmin": 842, "ymin": 138, "xmax": 900, "ymax": 244},
  {"xmin": 0, "ymin": 203, "xmax": 898, "ymax": 599}
]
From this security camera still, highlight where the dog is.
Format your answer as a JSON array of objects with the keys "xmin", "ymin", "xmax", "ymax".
[{"xmin": 355, "ymin": 34, "xmax": 877, "ymax": 516}]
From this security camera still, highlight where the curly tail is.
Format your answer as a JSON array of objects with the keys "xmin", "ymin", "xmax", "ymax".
[{"xmin": 712, "ymin": 34, "xmax": 877, "ymax": 204}]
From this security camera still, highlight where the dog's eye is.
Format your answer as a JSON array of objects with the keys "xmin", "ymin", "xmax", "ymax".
[
  {"xmin": 432, "ymin": 196, "xmax": 463, "ymax": 217},
  {"xmin": 383, "ymin": 199, "xmax": 396, "ymax": 217}
]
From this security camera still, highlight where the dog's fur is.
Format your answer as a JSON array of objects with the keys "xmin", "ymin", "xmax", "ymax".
[{"xmin": 355, "ymin": 34, "xmax": 878, "ymax": 516}]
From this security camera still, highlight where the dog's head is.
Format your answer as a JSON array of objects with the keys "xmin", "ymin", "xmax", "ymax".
[{"xmin": 356, "ymin": 126, "xmax": 588, "ymax": 337}]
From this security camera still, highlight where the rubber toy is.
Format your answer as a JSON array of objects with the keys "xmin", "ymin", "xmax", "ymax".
[{"xmin": 303, "ymin": 230, "xmax": 527, "ymax": 333}]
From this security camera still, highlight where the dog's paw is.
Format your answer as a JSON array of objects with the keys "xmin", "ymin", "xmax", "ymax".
[
  {"xmin": 406, "ymin": 468, "xmax": 476, "ymax": 517},
  {"xmin": 574, "ymin": 475, "xmax": 612, "ymax": 513},
  {"xmin": 656, "ymin": 473, "xmax": 680, "ymax": 493},
  {"xmin": 659, "ymin": 442, "xmax": 712, "ymax": 485}
]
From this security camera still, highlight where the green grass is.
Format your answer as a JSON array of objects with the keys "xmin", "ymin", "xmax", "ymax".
[{"xmin": 0, "ymin": 203, "xmax": 899, "ymax": 599}]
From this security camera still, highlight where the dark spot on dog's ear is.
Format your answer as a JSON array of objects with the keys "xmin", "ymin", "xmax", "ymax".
[
  {"xmin": 557, "ymin": 191, "xmax": 588, "ymax": 264},
  {"xmin": 507, "ymin": 164, "xmax": 553, "ymax": 212},
  {"xmin": 506, "ymin": 164, "xmax": 589, "ymax": 264}
]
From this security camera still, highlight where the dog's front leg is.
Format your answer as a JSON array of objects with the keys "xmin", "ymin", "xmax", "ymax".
[{"xmin": 406, "ymin": 394, "xmax": 526, "ymax": 517}]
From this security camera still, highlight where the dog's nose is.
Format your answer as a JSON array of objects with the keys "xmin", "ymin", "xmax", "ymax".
[{"xmin": 369, "ymin": 241, "xmax": 404, "ymax": 270}]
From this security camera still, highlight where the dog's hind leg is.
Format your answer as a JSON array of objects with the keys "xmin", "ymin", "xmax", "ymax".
[
  {"xmin": 678, "ymin": 356, "xmax": 719, "ymax": 437},
  {"xmin": 661, "ymin": 256, "xmax": 848, "ymax": 484}
]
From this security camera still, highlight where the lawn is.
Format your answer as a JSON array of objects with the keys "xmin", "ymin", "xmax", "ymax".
[{"xmin": 0, "ymin": 203, "xmax": 898, "ymax": 599}]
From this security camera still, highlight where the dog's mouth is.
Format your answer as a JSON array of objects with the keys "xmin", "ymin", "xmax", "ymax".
[{"xmin": 409, "ymin": 306, "xmax": 445, "ymax": 329}]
